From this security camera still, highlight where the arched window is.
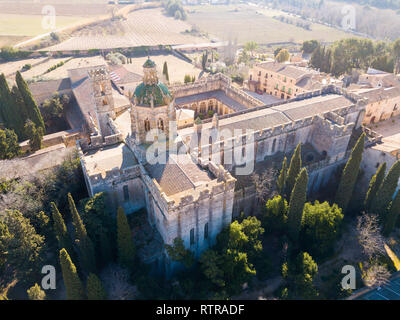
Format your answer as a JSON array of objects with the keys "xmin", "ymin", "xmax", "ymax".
[
  {"xmin": 272, "ymin": 138, "xmax": 276, "ymax": 153},
  {"xmin": 190, "ymin": 228, "xmax": 195, "ymax": 246},
  {"xmin": 144, "ymin": 119, "xmax": 151, "ymax": 132},
  {"xmin": 158, "ymin": 118, "xmax": 164, "ymax": 131},
  {"xmin": 103, "ymin": 98, "xmax": 108, "ymax": 105},
  {"xmin": 208, "ymin": 100, "xmax": 214, "ymax": 112},
  {"xmin": 204, "ymin": 223, "xmax": 209, "ymax": 240},
  {"xmin": 200, "ymin": 102, "xmax": 207, "ymax": 114},
  {"xmin": 123, "ymin": 185, "xmax": 129, "ymax": 202}
]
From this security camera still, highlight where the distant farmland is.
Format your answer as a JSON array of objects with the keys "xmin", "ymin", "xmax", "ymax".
[
  {"xmin": 186, "ymin": 4, "xmax": 355, "ymax": 45},
  {"xmin": 43, "ymin": 8, "xmax": 207, "ymax": 51},
  {"xmin": 0, "ymin": 0, "xmax": 114, "ymax": 47}
]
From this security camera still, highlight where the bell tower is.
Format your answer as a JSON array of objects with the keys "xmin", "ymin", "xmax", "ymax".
[{"xmin": 88, "ymin": 67, "xmax": 115, "ymax": 137}]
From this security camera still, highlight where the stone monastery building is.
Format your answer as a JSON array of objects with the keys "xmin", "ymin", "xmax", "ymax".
[{"xmin": 74, "ymin": 58, "xmax": 367, "ymax": 274}]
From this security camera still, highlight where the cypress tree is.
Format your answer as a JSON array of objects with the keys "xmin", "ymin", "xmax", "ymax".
[
  {"xmin": 117, "ymin": 207, "xmax": 135, "ymax": 270},
  {"xmin": 371, "ymin": 160, "xmax": 400, "ymax": 219},
  {"xmin": 334, "ymin": 133, "xmax": 365, "ymax": 213},
  {"xmin": 0, "ymin": 74, "xmax": 11, "ymax": 127},
  {"xmin": 383, "ymin": 191, "xmax": 400, "ymax": 237},
  {"xmin": 277, "ymin": 156, "xmax": 288, "ymax": 195},
  {"xmin": 285, "ymin": 144, "xmax": 302, "ymax": 198},
  {"xmin": 86, "ymin": 273, "xmax": 107, "ymax": 300},
  {"xmin": 364, "ymin": 162, "xmax": 387, "ymax": 212},
  {"xmin": 68, "ymin": 193, "xmax": 96, "ymax": 273},
  {"xmin": 163, "ymin": 61, "xmax": 169, "ymax": 82},
  {"xmin": 51, "ymin": 202, "xmax": 73, "ymax": 254},
  {"xmin": 0, "ymin": 74, "xmax": 24, "ymax": 136},
  {"xmin": 10, "ymin": 85, "xmax": 28, "ymax": 140},
  {"xmin": 59, "ymin": 248, "xmax": 86, "ymax": 300},
  {"xmin": 287, "ymin": 168, "xmax": 308, "ymax": 242},
  {"xmin": 15, "ymin": 71, "xmax": 45, "ymax": 131},
  {"xmin": 24, "ymin": 120, "xmax": 43, "ymax": 152}
]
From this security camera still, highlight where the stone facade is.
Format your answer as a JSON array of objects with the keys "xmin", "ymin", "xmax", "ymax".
[
  {"xmin": 246, "ymin": 61, "xmax": 329, "ymax": 100},
  {"xmin": 77, "ymin": 59, "xmax": 368, "ymax": 276}
]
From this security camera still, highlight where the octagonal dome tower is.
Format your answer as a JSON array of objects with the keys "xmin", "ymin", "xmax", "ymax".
[
  {"xmin": 133, "ymin": 58, "xmax": 172, "ymax": 107},
  {"xmin": 130, "ymin": 57, "xmax": 175, "ymax": 145}
]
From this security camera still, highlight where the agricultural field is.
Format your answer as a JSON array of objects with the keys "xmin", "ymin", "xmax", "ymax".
[
  {"xmin": 42, "ymin": 55, "xmax": 106, "ymax": 79},
  {"xmin": 0, "ymin": 14, "xmax": 88, "ymax": 37},
  {"xmin": 122, "ymin": 54, "xmax": 203, "ymax": 84},
  {"xmin": 43, "ymin": 8, "xmax": 207, "ymax": 51},
  {"xmin": 185, "ymin": 4, "xmax": 355, "ymax": 45},
  {"xmin": 0, "ymin": 56, "xmax": 49, "ymax": 77},
  {"xmin": 0, "ymin": 1, "xmax": 113, "ymax": 16},
  {"xmin": 0, "ymin": 0, "xmax": 116, "ymax": 47},
  {"xmin": 0, "ymin": 55, "xmax": 106, "ymax": 81}
]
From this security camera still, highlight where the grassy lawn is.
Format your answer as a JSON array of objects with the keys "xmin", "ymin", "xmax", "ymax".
[
  {"xmin": 186, "ymin": 4, "xmax": 355, "ymax": 45},
  {"xmin": 0, "ymin": 14, "xmax": 87, "ymax": 37}
]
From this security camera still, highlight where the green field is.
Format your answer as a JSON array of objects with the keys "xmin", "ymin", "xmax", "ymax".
[
  {"xmin": 0, "ymin": 14, "xmax": 88, "ymax": 37},
  {"xmin": 186, "ymin": 4, "xmax": 356, "ymax": 45}
]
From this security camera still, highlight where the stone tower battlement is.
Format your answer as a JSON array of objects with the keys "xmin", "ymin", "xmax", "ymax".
[{"xmin": 141, "ymin": 160, "xmax": 236, "ymax": 213}]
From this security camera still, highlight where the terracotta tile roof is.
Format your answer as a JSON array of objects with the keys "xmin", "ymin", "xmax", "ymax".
[
  {"xmin": 145, "ymin": 153, "xmax": 213, "ymax": 196},
  {"xmin": 257, "ymin": 61, "xmax": 316, "ymax": 81},
  {"xmin": 178, "ymin": 94, "xmax": 354, "ymax": 139},
  {"xmin": 359, "ymin": 86, "xmax": 400, "ymax": 104},
  {"xmin": 68, "ymin": 66, "xmax": 97, "ymax": 127},
  {"xmin": 29, "ymin": 78, "xmax": 71, "ymax": 96},
  {"xmin": 108, "ymin": 65, "xmax": 142, "ymax": 84},
  {"xmin": 271, "ymin": 95, "xmax": 354, "ymax": 121}
]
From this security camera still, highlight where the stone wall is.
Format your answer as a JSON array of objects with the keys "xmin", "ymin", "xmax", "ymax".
[{"xmin": 171, "ymin": 73, "xmax": 263, "ymax": 109}]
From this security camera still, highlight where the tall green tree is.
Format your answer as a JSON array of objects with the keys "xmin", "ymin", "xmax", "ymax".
[
  {"xmin": 200, "ymin": 217, "xmax": 263, "ymax": 296},
  {"xmin": 0, "ymin": 74, "xmax": 13, "ymax": 127},
  {"xmin": 287, "ymin": 168, "xmax": 309, "ymax": 242},
  {"xmin": 0, "ymin": 128, "xmax": 21, "ymax": 160},
  {"xmin": 263, "ymin": 195, "xmax": 288, "ymax": 234},
  {"xmin": 335, "ymin": 133, "xmax": 365, "ymax": 213},
  {"xmin": 0, "ymin": 74, "xmax": 26, "ymax": 138},
  {"xmin": 1, "ymin": 210, "xmax": 44, "ymax": 282},
  {"xmin": 68, "ymin": 193, "xmax": 96, "ymax": 273},
  {"xmin": 10, "ymin": 85, "xmax": 29, "ymax": 140},
  {"xmin": 365, "ymin": 162, "xmax": 387, "ymax": 212},
  {"xmin": 162, "ymin": 61, "xmax": 169, "ymax": 82},
  {"xmin": 59, "ymin": 248, "xmax": 86, "ymax": 300},
  {"xmin": 300, "ymin": 201, "xmax": 344, "ymax": 258},
  {"xmin": 15, "ymin": 71, "xmax": 45, "ymax": 131},
  {"xmin": 24, "ymin": 120, "xmax": 44, "ymax": 152},
  {"xmin": 201, "ymin": 51, "xmax": 208, "ymax": 71},
  {"xmin": 364, "ymin": 162, "xmax": 387, "ymax": 212},
  {"xmin": 81, "ymin": 193, "xmax": 115, "ymax": 267},
  {"xmin": 285, "ymin": 144, "xmax": 302, "ymax": 198},
  {"xmin": 383, "ymin": 191, "xmax": 400, "ymax": 236},
  {"xmin": 86, "ymin": 273, "xmax": 107, "ymax": 300},
  {"xmin": 282, "ymin": 251, "xmax": 319, "ymax": 299},
  {"xmin": 370, "ymin": 160, "xmax": 400, "ymax": 219},
  {"xmin": 277, "ymin": 156, "xmax": 287, "ymax": 195},
  {"xmin": 276, "ymin": 49, "xmax": 290, "ymax": 63},
  {"xmin": 51, "ymin": 202, "xmax": 73, "ymax": 253},
  {"xmin": 301, "ymin": 40, "xmax": 319, "ymax": 54},
  {"xmin": 117, "ymin": 207, "xmax": 135, "ymax": 270}
]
